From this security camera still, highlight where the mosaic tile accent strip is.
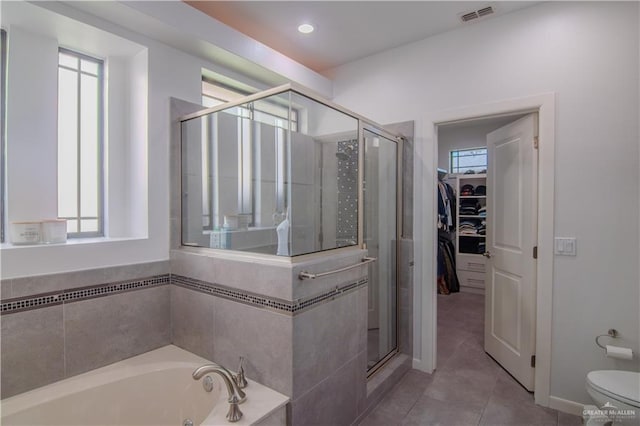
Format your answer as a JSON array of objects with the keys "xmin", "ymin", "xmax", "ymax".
[
  {"xmin": 1, "ymin": 274, "xmax": 170, "ymax": 315},
  {"xmin": 1, "ymin": 272, "xmax": 366, "ymax": 317},
  {"xmin": 336, "ymin": 139, "xmax": 359, "ymax": 246},
  {"xmin": 172, "ymin": 274, "xmax": 368, "ymax": 315}
]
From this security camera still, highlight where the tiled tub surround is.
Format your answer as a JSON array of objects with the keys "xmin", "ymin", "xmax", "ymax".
[
  {"xmin": 1, "ymin": 263, "xmax": 171, "ymax": 399},
  {"xmin": 1, "ymin": 246, "xmax": 413, "ymax": 425},
  {"xmin": 170, "ymin": 248, "xmax": 370, "ymax": 425},
  {"xmin": 1, "ymin": 345, "xmax": 289, "ymax": 426},
  {"xmin": 170, "ymin": 246, "xmax": 414, "ymax": 426}
]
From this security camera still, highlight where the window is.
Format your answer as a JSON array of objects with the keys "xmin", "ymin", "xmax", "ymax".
[
  {"xmin": 57, "ymin": 48, "xmax": 104, "ymax": 236},
  {"xmin": 1, "ymin": 29, "xmax": 6, "ymax": 242},
  {"xmin": 450, "ymin": 147, "xmax": 487, "ymax": 174}
]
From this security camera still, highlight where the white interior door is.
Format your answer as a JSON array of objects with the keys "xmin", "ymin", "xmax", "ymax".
[{"xmin": 484, "ymin": 114, "xmax": 538, "ymax": 391}]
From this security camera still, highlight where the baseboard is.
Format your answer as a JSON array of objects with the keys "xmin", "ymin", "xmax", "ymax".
[
  {"xmin": 411, "ymin": 357, "xmax": 433, "ymax": 373},
  {"xmin": 549, "ymin": 395, "xmax": 585, "ymax": 416}
]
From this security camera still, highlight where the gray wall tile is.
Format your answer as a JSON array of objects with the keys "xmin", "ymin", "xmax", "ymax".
[
  {"xmin": 1, "ymin": 305, "xmax": 65, "ymax": 398},
  {"xmin": 171, "ymin": 249, "xmax": 293, "ymax": 301},
  {"xmin": 10, "ymin": 262, "xmax": 169, "ymax": 299},
  {"xmin": 1, "ymin": 278, "xmax": 11, "ymax": 299},
  {"xmin": 292, "ymin": 289, "xmax": 363, "ymax": 397},
  {"xmin": 255, "ymin": 405, "xmax": 286, "ymax": 426},
  {"xmin": 171, "ymin": 285, "xmax": 215, "ymax": 361},
  {"xmin": 212, "ymin": 297, "xmax": 293, "ymax": 397},
  {"xmin": 365, "ymin": 353, "xmax": 412, "ymax": 413},
  {"xmin": 291, "ymin": 353, "xmax": 360, "ymax": 426},
  {"xmin": 104, "ymin": 261, "xmax": 170, "ymax": 282},
  {"xmin": 64, "ymin": 286, "xmax": 171, "ymax": 376},
  {"xmin": 11, "ymin": 268, "xmax": 107, "ymax": 298},
  {"xmin": 170, "ymin": 250, "xmax": 219, "ymax": 284}
]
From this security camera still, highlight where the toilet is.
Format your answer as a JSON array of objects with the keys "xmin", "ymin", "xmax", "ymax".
[{"xmin": 585, "ymin": 370, "xmax": 640, "ymax": 425}]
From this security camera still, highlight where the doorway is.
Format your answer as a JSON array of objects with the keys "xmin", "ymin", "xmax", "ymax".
[
  {"xmin": 436, "ymin": 113, "xmax": 537, "ymax": 390},
  {"xmin": 415, "ymin": 92, "xmax": 556, "ymax": 406}
]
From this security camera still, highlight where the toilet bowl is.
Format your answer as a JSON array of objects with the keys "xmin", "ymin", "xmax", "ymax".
[{"xmin": 585, "ymin": 370, "xmax": 640, "ymax": 425}]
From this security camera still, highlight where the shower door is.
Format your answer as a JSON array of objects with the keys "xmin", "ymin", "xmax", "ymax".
[{"xmin": 364, "ymin": 128, "xmax": 400, "ymax": 373}]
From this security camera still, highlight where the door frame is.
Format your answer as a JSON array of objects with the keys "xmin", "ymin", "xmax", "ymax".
[{"xmin": 413, "ymin": 93, "xmax": 555, "ymax": 406}]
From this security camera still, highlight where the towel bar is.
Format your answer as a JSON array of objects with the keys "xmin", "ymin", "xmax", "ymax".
[{"xmin": 298, "ymin": 257, "xmax": 377, "ymax": 280}]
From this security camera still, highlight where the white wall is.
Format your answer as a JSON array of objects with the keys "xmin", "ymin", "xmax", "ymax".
[
  {"xmin": 0, "ymin": 1, "xmax": 292, "ymax": 278},
  {"xmin": 5, "ymin": 27, "xmax": 59, "ymax": 223},
  {"xmin": 330, "ymin": 2, "xmax": 640, "ymax": 405}
]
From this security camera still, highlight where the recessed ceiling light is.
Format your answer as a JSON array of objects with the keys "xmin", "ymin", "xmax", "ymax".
[{"xmin": 297, "ymin": 23, "xmax": 314, "ymax": 34}]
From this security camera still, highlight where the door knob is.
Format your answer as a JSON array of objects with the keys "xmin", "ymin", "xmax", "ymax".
[{"xmin": 482, "ymin": 251, "xmax": 492, "ymax": 258}]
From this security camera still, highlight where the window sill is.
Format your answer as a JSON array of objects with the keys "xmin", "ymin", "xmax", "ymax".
[{"xmin": 0, "ymin": 236, "xmax": 145, "ymax": 250}]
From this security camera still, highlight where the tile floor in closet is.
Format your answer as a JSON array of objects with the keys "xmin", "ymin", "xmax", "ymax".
[{"xmin": 359, "ymin": 292, "xmax": 583, "ymax": 426}]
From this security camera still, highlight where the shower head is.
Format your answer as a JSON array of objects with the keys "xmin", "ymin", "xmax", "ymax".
[{"xmin": 336, "ymin": 145, "xmax": 355, "ymax": 161}]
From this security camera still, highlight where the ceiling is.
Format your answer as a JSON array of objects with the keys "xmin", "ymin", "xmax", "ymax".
[{"xmin": 186, "ymin": 1, "xmax": 539, "ymax": 76}]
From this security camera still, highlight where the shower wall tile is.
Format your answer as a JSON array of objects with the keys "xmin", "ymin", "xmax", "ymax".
[
  {"xmin": 384, "ymin": 120, "xmax": 414, "ymax": 239},
  {"xmin": 212, "ymin": 296, "xmax": 293, "ymax": 397},
  {"xmin": 64, "ymin": 285, "xmax": 171, "ymax": 376},
  {"xmin": 1, "ymin": 305, "xmax": 65, "ymax": 398},
  {"xmin": 356, "ymin": 350, "xmax": 369, "ymax": 416},
  {"xmin": 170, "ymin": 284, "xmax": 215, "ymax": 361},
  {"xmin": 170, "ymin": 249, "xmax": 219, "ymax": 283},
  {"xmin": 291, "ymin": 133, "xmax": 317, "ymax": 186},
  {"xmin": 402, "ymin": 135, "xmax": 414, "ymax": 239},
  {"xmin": 171, "ymin": 249, "xmax": 293, "ymax": 301},
  {"xmin": 291, "ymin": 352, "xmax": 361, "ymax": 426},
  {"xmin": 399, "ymin": 238, "xmax": 414, "ymax": 355},
  {"xmin": 255, "ymin": 405, "xmax": 286, "ymax": 426},
  {"xmin": 1, "ymin": 278, "xmax": 11, "ymax": 299},
  {"xmin": 292, "ymin": 288, "xmax": 364, "ymax": 397},
  {"xmin": 364, "ymin": 353, "xmax": 412, "ymax": 413}
]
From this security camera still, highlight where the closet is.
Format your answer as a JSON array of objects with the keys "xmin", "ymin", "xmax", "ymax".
[
  {"xmin": 455, "ymin": 173, "xmax": 487, "ymax": 294},
  {"xmin": 436, "ymin": 117, "xmax": 524, "ymax": 294},
  {"xmin": 437, "ymin": 169, "xmax": 459, "ymax": 294}
]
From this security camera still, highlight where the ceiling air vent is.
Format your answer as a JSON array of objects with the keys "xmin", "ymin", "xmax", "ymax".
[
  {"xmin": 478, "ymin": 7, "xmax": 495, "ymax": 17},
  {"xmin": 461, "ymin": 11, "xmax": 479, "ymax": 22},
  {"xmin": 460, "ymin": 6, "xmax": 495, "ymax": 23}
]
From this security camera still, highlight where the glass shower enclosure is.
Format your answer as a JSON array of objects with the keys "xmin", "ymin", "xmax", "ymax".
[{"xmin": 179, "ymin": 84, "xmax": 402, "ymax": 374}]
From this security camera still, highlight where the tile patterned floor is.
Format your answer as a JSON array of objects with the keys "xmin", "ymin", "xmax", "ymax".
[{"xmin": 359, "ymin": 292, "xmax": 583, "ymax": 426}]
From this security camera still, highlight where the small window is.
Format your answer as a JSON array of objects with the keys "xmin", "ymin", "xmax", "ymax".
[
  {"xmin": 57, "ymin": 48, "xmax": 104, "ymax": 236},
  {"xmin": 450, "ymin": 147, "xmax": 487, "ymax": 174},
  {"xmin": 0, "ymin": 29, "xmax": 6, "ymax": 242}
]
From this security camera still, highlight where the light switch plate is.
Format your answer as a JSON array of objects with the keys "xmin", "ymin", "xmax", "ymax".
[{"xmin": 554, "ymin": 237, "xmax": 577, "ymax": 256}]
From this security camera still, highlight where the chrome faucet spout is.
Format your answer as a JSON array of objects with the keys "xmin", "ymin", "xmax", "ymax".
[{"xmin": 192, "ymin": 364, "xmax": 247, "ymax": 422}]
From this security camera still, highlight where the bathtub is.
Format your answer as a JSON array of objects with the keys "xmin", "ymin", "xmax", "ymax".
[{"xmin": 1, "ymin": 345, "xmax": 288, "ymax": 426}]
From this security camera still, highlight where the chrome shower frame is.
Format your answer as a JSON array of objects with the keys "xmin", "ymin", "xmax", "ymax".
[{"xmin": 179, "ymin": 83, "xmax": 405, "ymax": 377}]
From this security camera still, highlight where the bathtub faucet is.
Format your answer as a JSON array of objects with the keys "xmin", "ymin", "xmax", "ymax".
[{"xmin": 193, "ymin": 364, "xmax": 247, "ymax": 422}]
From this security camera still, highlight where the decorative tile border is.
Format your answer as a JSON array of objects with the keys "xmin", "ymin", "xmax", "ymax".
[
  {"xmin": 1, "ymin": 272, "xmax": 367, "ymax": 316},
  {"xmin": 1, "ymin": 274, "xmax": 170, "ymax": 315},
  {"xmin": 172, "ymin": 274, "xmax": 368, "ymax": 315}
]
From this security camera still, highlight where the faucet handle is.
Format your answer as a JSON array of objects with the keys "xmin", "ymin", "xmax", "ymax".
[{"xmin": 235, "ymin": 356, "xmax": 248, "ymax": 389}]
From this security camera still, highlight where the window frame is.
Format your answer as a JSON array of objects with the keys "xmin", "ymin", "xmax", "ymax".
[
  {"xmin": 449, "ymin": 146, "xmax": 488, "ymax": 174},
  {"xmin": 57, "ymin": 47, "xmax": 105, "ymax": 238},
  {"xmin": 1, "ymin": 29, "xmax": 6, "ymax": 243}
]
